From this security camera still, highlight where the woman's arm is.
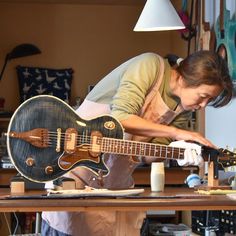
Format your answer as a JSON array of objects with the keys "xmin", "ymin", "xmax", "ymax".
[{"xmin": 120, "ymin": 114, "xmax": 216, "ymax": 148}]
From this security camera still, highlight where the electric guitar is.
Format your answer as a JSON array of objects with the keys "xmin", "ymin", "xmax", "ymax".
[{"xmin": 6, "ymin": 95, "xmax": 236, "ymax": 183}]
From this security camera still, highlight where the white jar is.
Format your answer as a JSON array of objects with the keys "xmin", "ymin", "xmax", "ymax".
[{"xmin": 150, "ymin": 162, "xmax": 165, "ymax": 192}]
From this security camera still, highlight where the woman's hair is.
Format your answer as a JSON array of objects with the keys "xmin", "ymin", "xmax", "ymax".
[{"xmin": 175, "ymin": 50, "xmax": 233, "ymax": 107}]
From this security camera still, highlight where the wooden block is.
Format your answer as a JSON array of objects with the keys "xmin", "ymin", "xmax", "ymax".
[
  {"xmin": 197, "ymin": 184, "xmax": 231, "ymax": 190},
  {"xmin": 10, "ymin": 180, "xmax": 25, "ymax": 193},
  {"xmin": 208, "ymin": 161, "xmax": 219, "ymax": 187},
  {"xmin": 62, "ymin": 179, "xmax": 76, "ymax": 190}
]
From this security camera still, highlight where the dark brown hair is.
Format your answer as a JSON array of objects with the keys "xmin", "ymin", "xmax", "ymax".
[{"xmin": 175, "ymin": 50, "xmax": 233, "ymax": 107}]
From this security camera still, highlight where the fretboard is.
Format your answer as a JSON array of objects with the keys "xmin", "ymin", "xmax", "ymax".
[{"xmin": 101, "ymin": 138, "xmax": 185, "ymax": 160}]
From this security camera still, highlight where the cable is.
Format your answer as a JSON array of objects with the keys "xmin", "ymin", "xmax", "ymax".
[
  {"xmin": 13, "ymin": 212, "xmax": 19, "ymax": 235},
  {"xmin": 3, "ymin": 212, "xmax": 11, "ymax": 235}
]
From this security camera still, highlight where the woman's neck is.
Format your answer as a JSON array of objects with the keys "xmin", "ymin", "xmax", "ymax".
[{"xmin": 170, "ymin": 69, "xmax": 181, "ymax": 97}]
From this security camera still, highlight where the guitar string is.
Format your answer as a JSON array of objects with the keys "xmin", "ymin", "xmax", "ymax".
[
  {"xmin": 16, "ymin": 130, "xmax": 185, "ymax": 158},
  {"xmin": 37, "ymin": 132, "xmax": 236, "ymax": 160},
  {"xmin": 47, "ymin": 131, "xmax": 185, "ymax": 150}
]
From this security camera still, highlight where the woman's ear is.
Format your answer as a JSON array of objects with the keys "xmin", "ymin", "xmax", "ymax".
[{"xmin": 178, "ymin": 75, "xmax": 187, "ymax": 88}]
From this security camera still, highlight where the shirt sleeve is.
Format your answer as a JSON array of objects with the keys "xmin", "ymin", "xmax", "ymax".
[{"xmin": 110, "ymin": 53, "xmax": 161, "ymax": 121}]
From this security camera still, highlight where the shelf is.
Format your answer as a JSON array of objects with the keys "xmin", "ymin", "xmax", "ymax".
[
  {"xmin": 0, "ymin": 117, "xmax": 11, "ymax": 122},
  {"xmin": 0, "ymin": 168, "xmax": 17, "ymax": 187}
]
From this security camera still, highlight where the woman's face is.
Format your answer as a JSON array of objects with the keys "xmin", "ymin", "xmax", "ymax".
[{"xmin": 179, "ymin": 83, "xmax": 222, "ymax": 111}]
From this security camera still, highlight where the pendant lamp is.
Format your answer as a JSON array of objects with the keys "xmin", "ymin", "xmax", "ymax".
[{"xmin": 134, "ymin": 0, "xmax": 185, "ymax": 31}]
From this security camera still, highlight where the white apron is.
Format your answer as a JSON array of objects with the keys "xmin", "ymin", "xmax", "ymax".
[{"xmin": 42, "ymin": 56, "xmax": 183, "ymax": 236}]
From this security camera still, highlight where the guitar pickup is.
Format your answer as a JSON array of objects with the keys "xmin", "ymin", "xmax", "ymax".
[{"xmin": 64, "ymin": 128, "xmax": 78, "ymax": 153}]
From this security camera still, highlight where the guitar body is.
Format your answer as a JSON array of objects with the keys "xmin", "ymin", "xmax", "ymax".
[
  {"xmin": 7, "ymin": 95, "xmax": 124, "ymax": 182},
  {"xmin": 215, "ymin": 1, "xmax": 236, "ymax": 82}
]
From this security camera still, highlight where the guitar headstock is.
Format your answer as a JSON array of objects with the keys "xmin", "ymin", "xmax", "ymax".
[{"xmin": 218, "ymin": 148, "xmax": 236, "ymax": 168}]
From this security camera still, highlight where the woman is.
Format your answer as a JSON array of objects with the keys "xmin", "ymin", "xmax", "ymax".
[{"xmin": 41, "ymin": 50, "xmax": 233, "ymax": 236}]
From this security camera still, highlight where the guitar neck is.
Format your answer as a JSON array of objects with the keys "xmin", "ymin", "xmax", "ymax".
[{"xmin": 101, "ymin": 138, "xmax": 185, "ymax": 160}]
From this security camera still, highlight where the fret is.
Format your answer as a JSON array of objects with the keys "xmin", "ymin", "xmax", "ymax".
[
  {"xmin": 120, "ymin": 140, "xmax": 125, "ymax": 154},
  {"xmin": 134, "ymin": 141, "xmax": 137, "ymax": 156},
  {"xmin": 118, "ymin": 140, "xmax": 122, "ymax": 153},
  {"xmin": 142, "ymin": 143, "xmax": 145, "ymax": 156},
  {"xmin": 108, "ymin": 138, "xmax": 113, "ymax": 153},
  {"xmin": 123, "ymin": 140, "xmax": 127, "ymax": 154},
  {"xmin": 180, "ymin": 149, "xmax": 185, "ymax": 159},
  {"xmin": 145, "ymin": 143, "xmax": 149, "ymax": 156},
  {"xmin": 145, "ymin": 143, "xmax": 148, "ymax": 156},
  {"xmin": 178, "ymin": 147, "xmax": 184, "ymax": 160},
  {"xmin": 160, "ymin": 145, "xmax": 162, "ymax": 158},
  {"xmin": 101, "ymin": 138, "xmax": 105, "ymax": 152},
  {"xmin": 115, "ymin": 139, "xmax": 119, "ymax": 153},
  {"xmin": 126, "ymin": 141, "xmax": 129, "ymax": 154},
  {"xmin": 117, "ymin": 139, "xmax": 121, "ymax": 153},
  {"xmin": 131, "ymin": 141, "xmax": 135, "ymax": 155},
  {"xmin": 140, "ymin": 143, "xmax": 143, "ymax": 156},
  {"xmin": 171, "ymin": 147, "xmax": 174, "ymax": 159},
  {"xmin": 138, "ymin": 143, "xmax": 141, "ymax": 156},
  {"xmin": 147, "ymin": 143, "xmax": 151, "ymax": 156},
  {"xmin": 150, "ymin": 143, "xmax": 155, "ymax": 157},
  {"xmin": 101, "ymin": 138, "xmax": 106, "ymax": 152},
  {"xmin": 129, "ymin": 140, "xmax": 133, "ymax": 154},
  {"xmin": 136, "ymin": 142, "xmax": 140, "ymax": 156},
  {"xmin": 143, "ymin": 143, "xmax": 146, "ymax": 156},
  {"xmin": 148, "ymin": 143, "xmax": 152, "ymax": 156},
  {"xmin": 129, "ymin": 142, "xmax": 133, "ymax": 154},
  {"xmin": 116, "ymin": 139, "xmax": 120, "ymax": 153},
  {"xmin": 112, "ymin": 139, "xmax": 116, "ymax": 153},
  {"xmin": 132, "ymin": 142, "xmax": 136, "ymax": 155},
  {"xmin": 165, "ymin": 146, "xmax": 168, "ymax": 159},
  {"xmin": 107, "ymin": 138, "xmax": 111, "ymax": 153},
  {"xmin": 149, "ymin": 144, "xmax": 152, "ymax": 156},
  {"xmin": 114, "ymin": 139, "xmax": 118, "ymax": 153},
  {"xmin": 138, "ymin": 142, "xmax": 143, "ymax": 156},
  {"xmin": 106, "ymin": 138, "xmax": 110, "ymax": 153},
  {"xmin": 120, "ymin": 139, "xmax": 124, "ymax": 154},
  {"xmin": 127, "ymin": 141, "xmax": 131, "ymax": 154},
  {"xmin": 155, "ymin": 145, "xmax": 158, "ymax": 157}
]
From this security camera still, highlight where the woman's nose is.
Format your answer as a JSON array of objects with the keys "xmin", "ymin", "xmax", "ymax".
[{"xmin": 199, "ymin": 99, "xmax": 209, "ymax": 108}]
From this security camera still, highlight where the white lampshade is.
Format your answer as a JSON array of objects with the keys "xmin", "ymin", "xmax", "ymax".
[{"xmin": 134, "ymin": 0, "xmax": 185, "ymax": 31}]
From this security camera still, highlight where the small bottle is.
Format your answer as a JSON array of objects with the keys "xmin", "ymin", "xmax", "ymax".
[{"xmin": 150, "ymin": 162, "xmax": 165, "ymax": 192}]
